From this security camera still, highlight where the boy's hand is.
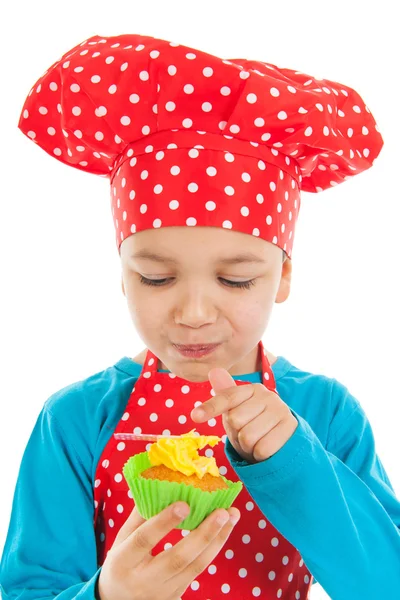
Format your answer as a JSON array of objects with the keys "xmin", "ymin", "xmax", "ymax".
[
  {"xmin": 191, "ymin": 368, "xmax": 298, "ymax": 463},
  {"xmin": 97, "ymin": 502, "xmax": 240, "ymax": 600}
]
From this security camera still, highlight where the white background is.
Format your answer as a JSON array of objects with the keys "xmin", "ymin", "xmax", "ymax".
[{"xmin": 1, "ymin": 1, "xmax": 399, "ymax": 598}]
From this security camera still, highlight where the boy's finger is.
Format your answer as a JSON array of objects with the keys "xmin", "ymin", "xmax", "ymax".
[
  {"xmin": 117, "ymin": 502, "xmax": 190, "ymax": 569},
  {"xmin": 191, "ymin": 384, "xmax": 254, "ymax": 422},
  {"xmin": 149, "ymin": 507, "xmax": 237, "ymax": 580},
  {"xmin": 171, "ymin": 507, "xmax": 240, "ymax": 594},
  {"xmin": 113, "ymin": 506, "xmax": 146, "ymax": 546}
]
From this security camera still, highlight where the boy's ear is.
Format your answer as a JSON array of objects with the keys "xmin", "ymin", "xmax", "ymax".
[{"xmin": 275, "ymin": 257, "xmax": 292, "ymax": 304}]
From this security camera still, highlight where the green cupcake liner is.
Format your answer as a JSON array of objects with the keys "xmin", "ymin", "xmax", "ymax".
[{"xmin": 123, "ymin": 451, "xmax": 243, "ymax": 530}]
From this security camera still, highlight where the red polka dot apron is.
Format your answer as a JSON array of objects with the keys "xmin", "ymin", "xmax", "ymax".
[{"xmin": 93, "ymin": 340, "xmax": 313, "ymax": 598}]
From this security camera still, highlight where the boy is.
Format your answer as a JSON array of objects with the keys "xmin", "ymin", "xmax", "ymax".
[{"xmin": 1, "ymin": 32, "xmax": 399, "ymax": 600}]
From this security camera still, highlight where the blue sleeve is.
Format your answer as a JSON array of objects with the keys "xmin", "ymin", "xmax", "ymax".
[
  {"xmin": 0, "ymin": 407, "xmax": 102, "ymax": 599},
  {"xmin": 224, "ymin": 385, "xmax": 400, "ymax": 599}
]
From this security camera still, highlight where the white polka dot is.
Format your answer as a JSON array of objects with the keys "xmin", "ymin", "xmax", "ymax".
[
  {"xmin": 189, "ymin": 148, "xmax": 199, "ymax": 158},
  {"xmin": 282, "ymin": 556, "xmax": 289, "ymax": 565},
  {"xmin": 241, "ymin": 206, "xmax": 250, "ymax": 217},
  {"xmin": 121, "ymin": 116, "xmax": 131, "ymax": 126},
  {"xmin": 191, "ymin": 581, "xmax": 200, "ymax": 591},
  {"xmin": 138, "ymin": 397, "xmax": 146, "ymax": 406},
  {"xmin": 277, "ymin": 590, "xmax": 283, "ymax": 598},
  {"xmin": 221, "ymin": 584, "xmax": 230, "ymax": 594},
  {"xmin": 70, "ymin": 84, "xmax": 80, "ymax": 93},
  {"xmin": 154, "ymin": 184, "xmax": 163, "ymax": 194},
  {"xmin": 288, "ymin": 573, "xmax": 293, "ymax": 582},
  {"xmin": 252, "ymin": 588, "xmax": 261, "ymax": 597},
  {"xmin": 95, "ymin": 106, "xmax": 107, "ymax": 117},
  {"xmin": 254, "ymin": 117, "xmax": 265, "ymax": 127},
  {"xmin": 256, "ymin": 193, "xmax": 264, "ymax": 204},
  {"xmin": 266, "ymin": 215, "xmax": 273, "ymax": 225},
  {"xmin": 206, "ymin": 201, "xmax": 216, "ymax": 211},
  {"xmin": 219, "ymin": 466, "xmax": 228, "ymax": 476},
  {"xmin": 117, "ymin": 504, "xmax": 124, "ymax": 513},
  {"xmin": 208, "ymin": 418, "xmax": 217, "ymax": 427},
  {"xmin": 258, "ymin": 160, "xmax": 266, "ymax": 170},
  {"xmin": 203, "ymin": 67, "xmax": 213, "ymax": 77},
  {"xmin": 165, "ymin": 101, "xmax": 176, "ymax": 112},
  {"xmin": 108, "ymin": 519, "xmax": 114, "ymax": 528},
  {"xmin": 108, "ymin": 84, "xmax": 117, "ymax": 94},
  {"xmin": 100, "ymin": 532, "xmax": 105, "ymax": 542},
  {"xmin": 178, "ymin": 415, "xmax": 187, "ymax": 424},
  {"xmin": 102, "ymin": 459, "xmax": 109, "ymax": 468},
  {"xmin": 259, "ymin": 519, "xmax": 267, "ymax": 530},
  {"xmin": 268, "ymin": 571, "xmax": 276, "ymax": 580},
  {"xmin": 202, "ymin": 102, "xmax": 212, "ymax": 112},
  {"xmin": 239, "ymin": 568, "xmax": 247, "ymax": 578},
  {"xmin": 150, "ymin": 413, "xmax": 158, "ymax": 422},
  {"xmin": 295, "ymin": 592, "xmax": 300, "ymax": 599},
  {"xmin": 255, "ymin": 553, "xmax": 264, "ymax": 562},
  {"xmin": 246, "ymin": 93, "xmax": 257, "ymax": 104},
  {"xmin": 246, "ymin": 502, "xmax": 254, "ymax": 511},
  {"xmin": 114, "ymin": 473, "xmax": 123, "ymax": 483},
  {"xmin": 170, "ymin": 165, "xmax": 180, "ymax": 175},
  {"xmin": 242, "ymin": 534, "xmax": 251, "ymax": 544},
  {"xmin": 164, "ymin": 542, "xmax": 173, "ymax": 550},
  {"xmin": 181, "ymin": 529, "xmax": 190, "ymax": 537},
  {"xmin": 129, "ymin": 94, "xmax": 140, "ymax": 104},
  {"xmin": 229, "ymin": 124, "xmax": 240, "ymax": 133},
  {"xmin": 225, "ymin": 549, "xmax": 234, "ymax": 559},
  {"xmin": 278, "ymin": 111, "xmax": 288, "ymax": 120},
  {"xmin": 107, "ymin": 489, "xmax": 112, "ymax": 497},
  {"xmin": 94, "ymin": 479, "xmax": 101, "ymax": 488},
  {"xmin": 188, "ymin": 182, "xmax": 198, "ymax": 193},
  {"xmin": 208, "ymin": 564, "xmax": 217, "ymax": 574},
  {"xmin": 169, "ymin": 200, "xmax": 179, "ymax": 210},
  {"xmin": 181, "ymin": 385, "xmax": 190, "ymax": 394},
  {"xmin": 122, "ymin": 412, "xmax": 130, "ymax": 421},
  {"xmin": 242, "ymin": 173, "xmax": 251, "ymax": 182},
  {"xmin": 271, "ymin": 537, "xmax": 279, "ymax": 546},
  {"xmin": 205, "ymin": 448, "xmax": 214, "ymax": 457},
  {"xmin": 117, "ymin": 442, "xmax": 126, "ymax": 451},
  {"xmin": 72, "ymin": 107, "xmax": 81, "ymax": 116},
  {"xmin": 225, "ymin": 186, "xmax": 235, "ymax": 196},
  {"xmin": 139, "ymin": 71, "xmax": 149, "ymax": 81},
  {"xmin": 220, "ymin": 86, "xmax": 231, "ymax": 96},
  {"xmin": 184, "ymin": 84, "xmax": 194, "ymax": 94}
]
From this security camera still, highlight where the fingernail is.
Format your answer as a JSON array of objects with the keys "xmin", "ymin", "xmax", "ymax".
[
  {"xmin": 192, "ymin": 408, "xmax": 205, "ymax": 420},
  {"xmin": 174, "ymin": 504, "xmax": 190, "ymax": 519},
  {"xmin": 229, "ymin": 514, "xmax": 240, "ymax": 525}
]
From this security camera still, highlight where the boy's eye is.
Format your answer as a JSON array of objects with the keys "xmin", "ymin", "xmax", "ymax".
[{"xmin": 138, "ymin": 276, "xmax": 256, "ymax": 290}]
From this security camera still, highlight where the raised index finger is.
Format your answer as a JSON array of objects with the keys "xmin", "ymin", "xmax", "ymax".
[{"xmin": 191, "ymin": 384, "xmax": 254, "ymax": 423}]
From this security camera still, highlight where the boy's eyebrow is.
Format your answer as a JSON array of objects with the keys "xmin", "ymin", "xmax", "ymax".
[{"xmin": 130, "ymin": 250, "xmax": 266, "ymax": 265}]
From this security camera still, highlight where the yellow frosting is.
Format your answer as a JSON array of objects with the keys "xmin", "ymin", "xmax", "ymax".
[{"xmin": 148, "ymin": 429, "xmax": 222, "ymax": 478}]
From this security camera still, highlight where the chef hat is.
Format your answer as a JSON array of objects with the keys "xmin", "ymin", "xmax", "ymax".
[{"xmin": 18, "ymin": 33, "xmax": 384, "ymax": 259}]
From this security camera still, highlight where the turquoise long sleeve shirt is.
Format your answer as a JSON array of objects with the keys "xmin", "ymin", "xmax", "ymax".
[{"xmin": 1, "ymin": 355, "xmax": 399, "ymax": 599}]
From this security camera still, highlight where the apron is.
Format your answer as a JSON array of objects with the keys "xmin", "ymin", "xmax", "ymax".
[{"xmin": 93, "ymin": 340, "xmax": 313, "ymax": 598}]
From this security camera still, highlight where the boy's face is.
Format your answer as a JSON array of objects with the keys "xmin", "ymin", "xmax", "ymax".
[{"xmin": 120, "ymin": 227, "xmax": 292, "ymax": 382}]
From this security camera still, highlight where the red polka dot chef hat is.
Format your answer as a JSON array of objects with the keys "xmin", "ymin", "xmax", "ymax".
[{"xmin": 18, "ymin": 33, "xmax": 384, "ymax": 259}]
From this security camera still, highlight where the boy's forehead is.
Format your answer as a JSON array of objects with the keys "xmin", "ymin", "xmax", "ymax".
[{"xmin": 120, "ymin": 227, "xmax": 277, "ymax": 263}]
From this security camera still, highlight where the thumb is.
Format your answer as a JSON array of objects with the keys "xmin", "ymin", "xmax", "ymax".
[
  {"xmin": 208, "ymin": 367, "xmax": 238, "ymax": 394},
  {"xmin": 113, "ymin": 505, "xmax": 146, "ymax": 546}
]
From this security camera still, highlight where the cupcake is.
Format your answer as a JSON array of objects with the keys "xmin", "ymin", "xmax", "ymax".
[{"xmin": 123, "ymin": 429, "xmax": 243, "ymax": 530}]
